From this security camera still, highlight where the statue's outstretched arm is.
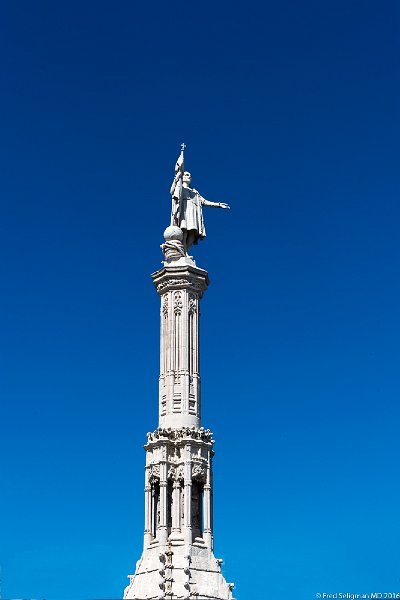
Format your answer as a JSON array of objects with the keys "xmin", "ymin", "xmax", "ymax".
[{"xmin": 200, "ymin": 195, "xmax": 230, "ymax": 209}]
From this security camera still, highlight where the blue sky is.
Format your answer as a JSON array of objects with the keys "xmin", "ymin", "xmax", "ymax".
[{"xmin": 1, "ymin": 1, "xmax": 399, "ymax": 599}]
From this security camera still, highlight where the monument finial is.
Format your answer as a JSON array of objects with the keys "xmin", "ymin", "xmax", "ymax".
[{"xmin": 180, "ymin": 142, "xmax": 186, "ymax": 153}]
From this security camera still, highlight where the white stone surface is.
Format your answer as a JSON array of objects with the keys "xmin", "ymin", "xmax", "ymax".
[
  {"xmin": 124, "ymin": 542, "xmax": 234, "ymax": 600},
  {"xmin": 152, "ymin": 264, "xmax": 208, "ymax": 430}
]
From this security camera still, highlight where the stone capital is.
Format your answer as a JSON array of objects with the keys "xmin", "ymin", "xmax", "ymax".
[{"xmin": 151, "ymin": 264, "xmax": 209, "ymax": 298}]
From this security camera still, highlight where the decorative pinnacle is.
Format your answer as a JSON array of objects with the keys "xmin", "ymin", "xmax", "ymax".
[{"xmin": 181, "ymin": 142, "xmax": 186, "ymax": 153}]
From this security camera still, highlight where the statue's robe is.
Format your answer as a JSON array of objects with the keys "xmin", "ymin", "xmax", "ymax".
[{"xmin": 172, "ymin": 187, "xmax": 207, "ymax": 245}]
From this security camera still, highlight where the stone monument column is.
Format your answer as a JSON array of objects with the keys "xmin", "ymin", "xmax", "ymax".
[
  {"xmin": 123, "ymin": 147, "xmax": 235, "ymax": 600},
  {"xmin": 153, "ymin": 261, "xmax": 208, "ymax": 430}
]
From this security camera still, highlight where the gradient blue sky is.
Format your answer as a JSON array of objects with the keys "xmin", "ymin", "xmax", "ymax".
[{"xmin": 1, "ymin": 1, "xmax": 399, "ymax": 599}]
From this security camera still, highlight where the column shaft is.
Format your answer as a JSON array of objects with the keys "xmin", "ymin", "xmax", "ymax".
[
  {"xmin": 152, "ymin": 264, "xmax": 208, "ymax": 429},
  {"xmin": 144, "ymin": 467, "xmax": 152, "ymax": 546},
  {"xmin": 183, "ymin": 448, "xmax": 192, "ymax": 545},
  {"xmin": 171, "ymin": 481, "xmax": 181, "ymax": 534},
  {"xmin": 159, "ymin": 463, "xmax": 168, "ymax": 544},
  {"xmin": 203, "ymin": 448, "xmax": 212, "ymax": 549}
]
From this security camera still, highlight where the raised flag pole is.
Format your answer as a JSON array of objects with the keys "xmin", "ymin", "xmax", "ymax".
[{"xmin": 170, "ymin": 144, "xmax": 186, "ymax": 227}]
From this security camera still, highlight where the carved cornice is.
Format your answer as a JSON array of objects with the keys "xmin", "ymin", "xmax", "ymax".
[
  {"xmin": 152, "ymin": 265, "xmax": 209, "ymax": 298},
  {"xmin": 146, "ymin": 426, "xmax": 214, "ymax": 444}
]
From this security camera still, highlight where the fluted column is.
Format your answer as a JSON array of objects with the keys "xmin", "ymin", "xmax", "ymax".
[
  {"xmin": 166, "ymin": 290, "xmax": 174, "ymax": 417},
  {"xmin": 171, "ymin": 480, "xmax": 181, "ymax": 535},
  {"xmin": 150, "ymin": 484, "xmax": 157, "ymax": 538},
  {"xmin": 183, "ymin": 445, "xmax": 192, "ymax": 545},
  {"xmin": 152, "ymin": 263, "xmax": 208, "ymax": 429},
  {"xmin": 159, "ymin": 462, "xmax": 168, "ymax": 545},
  {"xmin": 144, "ymin": 466, "xmax": 152, "ymax": 547},
  {"xmin": 203, "ymin": 449, "xmax": 213, "ymax": 549},
  {"xmin": 182, "ymin": 290, "xmax": 190, "ymax": 416}
]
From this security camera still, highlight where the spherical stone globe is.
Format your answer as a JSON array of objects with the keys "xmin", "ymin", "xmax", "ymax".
[{"xmin": 163, "ymin": 225, "xmax": 183, "ymax": 241}]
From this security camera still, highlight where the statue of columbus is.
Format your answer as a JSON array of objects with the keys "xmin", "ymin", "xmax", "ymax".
[{"xmin": 170, "ymin": 144, "xmax": 229, "ymax": 253}]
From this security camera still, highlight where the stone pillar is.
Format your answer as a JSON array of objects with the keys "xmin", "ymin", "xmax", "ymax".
[
  {"xmin": 203, "ymin": 449, "xmax": 213, "ymax": 549},
  {"xmin": 150, "ymin": 483, "xmax": 157, "ymax": 538},
  {"xmin": 144, "ymin": 466, "xmax": 152, "ymax": 547},
  {"xmin": 171, "ymin": 480, "xmax": 181, "ymax": 535},
  {"xmin": 159, "ymin": 462, "xmax": 168, "ymax": 545},
  {"xmin": 183, "ymin": 445, "xmax": 192, "ymax": 545},
  {"xmin": 152, "ymin": 262, "xmax": 208, "ymax": 429}
]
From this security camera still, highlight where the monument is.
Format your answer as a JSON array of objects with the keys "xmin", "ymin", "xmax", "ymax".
[{"xmin": 124, "ymin": 146, "xmax": 235, "ymax": 600}]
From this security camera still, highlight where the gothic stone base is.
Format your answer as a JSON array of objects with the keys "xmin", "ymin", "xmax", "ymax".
[{"xmin": 123, "ymin": 541, "xmax": 235, "ymax": 600}]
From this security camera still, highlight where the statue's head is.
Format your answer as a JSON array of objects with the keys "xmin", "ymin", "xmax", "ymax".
[{"xmin": 183, "ymin": 171, "xmax": 192, "ymax": 187}]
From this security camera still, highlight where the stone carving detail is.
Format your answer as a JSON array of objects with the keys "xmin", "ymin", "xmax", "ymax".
[
  {"xmin": 149, "ymin": 464, "xmax": 160, "ymax": 482},
  {"xmin": 161, "ymin": 225, "xmax": 185, "ymax": 262},
  {"xmin": 174, "ymin": 292, "xmax": 183, "ymax": 315},
  {"xmin": 192, "ymin": 462, "xmax": 207, "ymax": 482},
  {"xmin": 146, "ymin": 427, "xmax": 213, "ymax": 443},
  {"xmin": 176, "ymin": 464, "xmax": 184, "ymax": 481},
  {"xmin": 155, "ymin": 278, "xmax": 206, "ymax": 295},
  {"xmin": 162, "ymin": 295, "xmax": 168, "ymax": 317},
  {"xmin": 167, "ymin": 446, "xmax": 181, "ymax": 461},
  {"xmin": 188, "ymin": 293, "xmax": 197, "ymax": 314}
]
